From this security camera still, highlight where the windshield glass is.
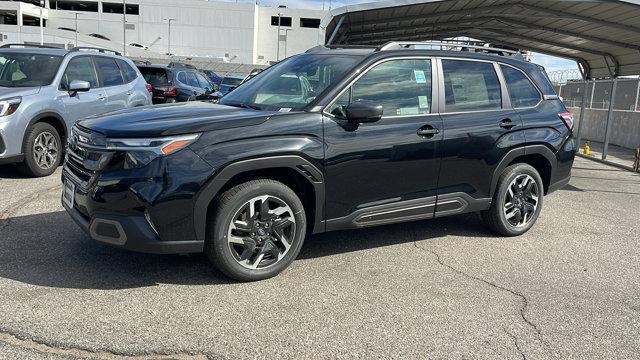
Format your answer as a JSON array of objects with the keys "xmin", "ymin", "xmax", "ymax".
[
  {"xmin": 0, "ymin": 53, "xmax": 63, "ymax": 87},
  {"xmin": 220, "ymin": 54, "xmax": 359, "ymax": 110}
]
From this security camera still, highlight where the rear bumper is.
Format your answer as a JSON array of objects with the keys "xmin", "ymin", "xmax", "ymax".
[{"xmin": 63, "ymin": 200, "xmax": 204, "ymax": 254}]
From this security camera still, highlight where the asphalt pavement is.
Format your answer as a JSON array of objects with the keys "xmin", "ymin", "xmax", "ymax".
[{"xmin": 0, "ymin": 157, "xmax": 638, "ymax": 359}]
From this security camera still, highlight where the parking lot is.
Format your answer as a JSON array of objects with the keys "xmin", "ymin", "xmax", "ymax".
[{"xmin": 0, "ymin": 156, "xmax": 637, "ymax": 359}]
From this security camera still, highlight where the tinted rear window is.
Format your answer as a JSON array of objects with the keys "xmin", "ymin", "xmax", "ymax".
[
  {"xmin": 95, "ymin": 57, "xmax": 124, "ymax": 86},
  {"xmin": 222, "ymin": 77, "xmax": 242, "ymax": 86},
  {"xmin": 138, "ymin": 67, "xmax": 169, "ymax": 86}
]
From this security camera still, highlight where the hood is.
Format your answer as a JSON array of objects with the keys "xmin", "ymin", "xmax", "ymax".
[
  {"xmin": 0, "ymin": 86, "xmax": 41, "ymax": 99},
  {"xmin": 78, "ymin": 102, "xmax": 277, "ymax": 138}
]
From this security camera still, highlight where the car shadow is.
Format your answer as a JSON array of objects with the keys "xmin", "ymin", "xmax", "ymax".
[
  {"xmin": 0, "ymin": 210, "xmax": 494, "ymax": 290},
  {"xmin": 0, "ymin": 164, "xmax": 27, "ymax": 179}
]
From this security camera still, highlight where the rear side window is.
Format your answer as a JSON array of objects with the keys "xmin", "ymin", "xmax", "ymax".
[
  {"xmin": 61, "ymin": 56, "xmax": 98, "ymax": 90},
  {"xmin": 117, "ymin": 59, "xmax": 138, "ymax": 83},
  {"xmin": 350, "ymin": 59, "xmax": 433, "ymax": 116},
  {"xmin": 138, "ymin": 67, "xmax": 169, "ymax": 86},
  {"xmin": 94, "ymin": 57, "xmax": 124, "ymax": 86},
  {"xmin": 185, "ymin": 72, "xmax": 200, "ymax": 88},
  {"xmin": 500, "ymin": 65, "xmax": 541, "ymax": 108},
  {"xmin": 442, "ymin": 60, "xmax": 501, "ymax": 112},
  {"xmin": 177, "ymin": 71, "xmax": 187, "ymax": 84}
]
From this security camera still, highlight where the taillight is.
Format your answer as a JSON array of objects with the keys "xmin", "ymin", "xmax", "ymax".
[
  {"xmin": 145, "ymin": 83, "xmax": 153, "ymax": 93},
  {"xmin": 163, "ymin": 86, "xmax": 177, "ymax": 96},
  {"xmin": 559, "ymin": 111, "xmax": 574, "ymax": 131}
]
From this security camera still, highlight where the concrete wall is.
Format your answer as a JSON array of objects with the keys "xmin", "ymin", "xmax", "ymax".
[{"xmin": 570, "ymin": 107, "xmax": 640, "ymax": 149}]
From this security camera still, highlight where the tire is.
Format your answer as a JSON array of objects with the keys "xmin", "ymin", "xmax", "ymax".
[
  {"xmin": 481, "ymin": 163, "xmax": 544, "ymax": 236},
  {"xmin": 17, "ymin": 123, "xmax": 62, "ymax": 177},
  {"xmin": 205, "ymin": 179, "xmax": 307, "ymax": 281}
]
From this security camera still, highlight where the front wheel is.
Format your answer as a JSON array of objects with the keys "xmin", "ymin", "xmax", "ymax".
[
  {"xmin": 17, "ymin": 123, "xmax": 62, "ymax": 177},
  {"xmin": 481, "ymin": 164, "xmax": 544, "ymax": 236},
  {"xmin": 205, "ymin": 179, "xmax": 307, "ymax": 281}
]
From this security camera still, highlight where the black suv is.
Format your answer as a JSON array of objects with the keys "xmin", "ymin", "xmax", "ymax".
[
  {"xmin": 137, "ymin": 64, "xmax": 217, "ymax": 104},
  {"xmin": 62, "ymin": 43, "xmax": 576, "ymax": 281}
]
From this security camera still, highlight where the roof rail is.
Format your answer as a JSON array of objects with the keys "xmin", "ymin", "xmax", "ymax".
[
  {"xmin": 167, "ymin": 61, "xmax": 196, "ymax": 69},
  {"xmin": 69, "ymin": 47, "xmax": 121, "ymax": 56},
  {"xmin": 306, "ymin": 44, "xmax": 376, "ymax": 53},
  {"xmin": 376, "ymin": 41, "xmax": 522, "ymax": 56},
  {"xmin": 0, "ymin": 43, "xmax": 61, "ymax": 49}
]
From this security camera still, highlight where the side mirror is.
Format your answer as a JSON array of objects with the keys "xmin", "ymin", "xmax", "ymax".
[
  {"xmin": 68, "ymin": 80, "xmax": 91, "ymax": 96},
  {"xmin": 346, "ymin": 100, "xmax": 383, "ymax": 124}
]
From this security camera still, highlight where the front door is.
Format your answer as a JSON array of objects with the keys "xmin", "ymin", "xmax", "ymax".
[
  {"xmin": 58, "ymin": 56, "xmax": 107, "ymax": 125},
  {"xmin": 323, "ymin": 58, "xmax": 443, "ymax": 229}
]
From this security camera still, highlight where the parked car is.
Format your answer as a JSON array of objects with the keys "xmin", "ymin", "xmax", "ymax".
[
  {"xmin": 137, "ymin": 64, "xmax": 217, "ymax": 104},
  {"xmin": 218, "ymin": 75, "xmax": 244, "ymax": 96},
  {"xmin": 0, "ymin": 44, "xmax": 151, "ymax": 177},
  {"xmin": 129, "ymin": 43, "xmax": 148, "ymax": 50},
  {"xmin": 88, "ymin": 33, "xmax": 110, "ymax": 41},
  {"xmin": 62, "ymin": 43, "xmax": 576, "ymax": 281},
  {"xmin": 202, "ymin": 69, "xmax": 223, "ymax": 86}
]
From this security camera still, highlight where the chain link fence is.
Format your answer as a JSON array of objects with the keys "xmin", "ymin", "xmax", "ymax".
[{"xmin": 553, "ymin": 79, "xmax": 640, "ymax": 112}]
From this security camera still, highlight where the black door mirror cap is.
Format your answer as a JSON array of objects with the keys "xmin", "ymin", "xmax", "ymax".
[{"xmin": 346, "ymin": 100, "xmax": 383, "ymax": 124}]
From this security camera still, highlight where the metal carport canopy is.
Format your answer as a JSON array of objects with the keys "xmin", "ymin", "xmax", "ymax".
[{"xmin": 321, "ymin": 0, "xmax": 640, "ymax": 79}]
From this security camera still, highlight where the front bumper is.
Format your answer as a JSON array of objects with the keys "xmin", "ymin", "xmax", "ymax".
[{"xmin": 63, "ymin": 199, "xmax": 203, "ymax": 254}]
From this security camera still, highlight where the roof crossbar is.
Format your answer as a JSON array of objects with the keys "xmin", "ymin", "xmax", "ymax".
[{"xmin": 69, "ymin": 47, "xmax": 121, "ymax": 56}]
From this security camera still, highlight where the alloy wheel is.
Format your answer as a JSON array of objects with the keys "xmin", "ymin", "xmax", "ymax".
[
  {"xmin": 227, "ymin": 195, "xmax": 296, "ymax": 270},
  {"xmin": 503, "ymin": 174, "xmax": 539, "ymax": 228},
  {"xmin": 33, "ymin": 131, "xmax": 59, "ymax": 170}
]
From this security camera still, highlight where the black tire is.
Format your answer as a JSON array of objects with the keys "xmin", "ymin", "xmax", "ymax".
[
  {"xmin": 481, "ymin": 163, "xmax": 544, "ymax": 236},
  {"xmin": 205, "ymin": 179, "xmax": 307, "ymax": 281},
  {"xmin": 17, "ymin": 123, "xmax": 62, "ymax": 177}
]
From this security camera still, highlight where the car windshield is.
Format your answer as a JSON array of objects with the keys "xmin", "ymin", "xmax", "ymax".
[
  {"xmin": 0, "ymin": 53, "xmax": 63, "ymax": 87},
  {"xmin": 220, "ymin": 54, "xmax": 359, "ymax": 111}
]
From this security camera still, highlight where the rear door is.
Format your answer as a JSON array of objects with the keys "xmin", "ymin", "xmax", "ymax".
[
  {"xmin": 58, "ymin": 56, "xmax": 106, "ymax": 124},
  {"xmin": 94, "ymin": 56, "xmax": 127, "ymax": 112},
  {"xmin": 436, "ymin": 58, "xmax": 523, "ymax": 211}
]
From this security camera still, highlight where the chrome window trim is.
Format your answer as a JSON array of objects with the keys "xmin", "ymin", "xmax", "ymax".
[{"xmin": 322, "ymin": 56, "xmax": 439, "ymax": 120}]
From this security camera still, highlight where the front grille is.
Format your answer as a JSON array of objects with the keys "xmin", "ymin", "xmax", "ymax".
[{"xmin": 64, "ymin": 125, "xmax": 112, "ymax": 190}]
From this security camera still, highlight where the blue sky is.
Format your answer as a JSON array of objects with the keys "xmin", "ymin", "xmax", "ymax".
[{"xmin": 234, "ymin": 0, "xmax": 579, "ymax": 71}]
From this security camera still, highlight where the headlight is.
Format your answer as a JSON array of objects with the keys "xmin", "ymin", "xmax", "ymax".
[
  {"xmin": 0, "ymin": 97, "xmax": 21, "ymax": 117},
  {"xmin": 106, "ymin": 133, "xmax": 200, "ymax": 155},
  {"xmin": 106, "ymin": 133, "xmax": 200, "ymax": 168}
]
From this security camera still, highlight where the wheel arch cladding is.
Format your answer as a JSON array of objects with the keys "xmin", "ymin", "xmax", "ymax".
[
  {"xmin": 490, "ymin": 145, "xmax": 556, "ymax": 197},
  {"xmin": 27, "ymin": 112, "xmax": 67, "ymax": 150},
  {"xmin": 193, "ymin": 156, "xmax": 325, "ymax": 241}
]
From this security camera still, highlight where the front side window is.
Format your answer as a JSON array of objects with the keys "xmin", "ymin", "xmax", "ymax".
[
  {"xmin": 185, "ymin": 72, "xmax": 200, "ymax": 88},
  {"xmin": 220, "ymin": 54, "xmax": 358, "ymax": 111},
  {"xmin": 95, "ymin": 57, "xmax": 124, "ymax": 86},
  {"xmin": 442, "ymin": 60, "xmax": 501, "ymax": 112},
  {"xmin": 196, "ymin": 73, "xmax": 212, "ymax": 90},
  {"xmin": 0, "ymin": 52, "xmax": 62, "ymax": 87},
  {"xmin": 61, "ymin": 56, "xmax": 98, "ymax": 89},
  {"xmin": 327, "ymin": 59, "xmax": 433, "ymax": 118},
  {"xmin": 500, "ymin": 65, "xmax": 541, "ymax": 108}
]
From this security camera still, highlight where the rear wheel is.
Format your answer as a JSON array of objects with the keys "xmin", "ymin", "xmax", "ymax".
[
  {"xmin": 17, "ymin": 123, "xmax": 61, "ymax": 177},
  {"xmin": 205, "ymin": 179, "xmax": 306, "ymax": 281},
  {"xmin": 481, "ymin": 164, "xmax": 544, "ymax": 236}
]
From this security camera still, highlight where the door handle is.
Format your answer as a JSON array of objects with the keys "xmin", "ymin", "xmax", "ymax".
[
  {"xmin": 126, "ymin": 91, "xmax": 132, "ymax": 96},
  {"xmin": 417, "ymin": 125, "xmax": 440, "ymax": 138},
  {"xmin": 499, "ymin": 118, "xmax": 516, "ymax": 129}
]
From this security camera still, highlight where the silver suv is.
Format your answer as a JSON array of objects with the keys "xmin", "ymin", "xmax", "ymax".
[{"xmin": 0, "ymin": 45, "xmax": 151, "ymax": 176}]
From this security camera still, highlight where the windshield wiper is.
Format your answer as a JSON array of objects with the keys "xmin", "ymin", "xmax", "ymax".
[{"xmin": 225, "ymin": 102, "xmax": 262, "ymax": 111}]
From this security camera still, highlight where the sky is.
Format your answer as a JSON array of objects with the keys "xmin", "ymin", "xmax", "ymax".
[{"xmin": 229, "ymin": 0, "xmax": 579, "ymax": 72}]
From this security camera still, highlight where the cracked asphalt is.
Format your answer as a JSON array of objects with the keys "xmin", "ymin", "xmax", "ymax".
[{"xmin": 0, "ymin": 156, "xmax": 639, "ymax": 359}]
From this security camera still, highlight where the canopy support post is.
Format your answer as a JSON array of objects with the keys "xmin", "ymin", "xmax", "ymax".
[
  {"xmin": 602, "ymin": 78, "xmax": 618, "ymax": 160},
  {"xmin": 575, "ymin": 79, "xmax": 590, "ymax": 151}
]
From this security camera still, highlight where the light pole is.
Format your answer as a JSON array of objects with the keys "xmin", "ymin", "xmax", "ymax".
[
  {"xmin": 122, "ymin": 0, "xmax": 126, "ymax": 54},
  {"xmin": 39, "ymin": 0, "xmax": 44, "ymax": 45},
  {"xmin": 282, "ymin": 28, "xmax": 291, "ymax": 58},
  {"xmin": 163, "ymin": 18, "xmax": 175, "ymax": 56},
  {"xmin": 276, "ymin": 12, "xmax": 281, "ymax": 61},
  {"xmin": 74, "ymin": 12, "xmax": 79, "ymax": 47}
]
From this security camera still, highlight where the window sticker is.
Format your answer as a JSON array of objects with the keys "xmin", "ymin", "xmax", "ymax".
[
  {"xmin": 279, "ymin": 108, "xmax": 292, "ymax": 112},
  {"xmin": 414, "ymin": 70, "xmax": 427, "ymax": 84},
  {"xmin": 418, "ymin": 95, "xmax": 429, "ymax": 109},
  {"xmin": 397, "ymin": 107, "xmax": 420, "ymax": 116}
]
